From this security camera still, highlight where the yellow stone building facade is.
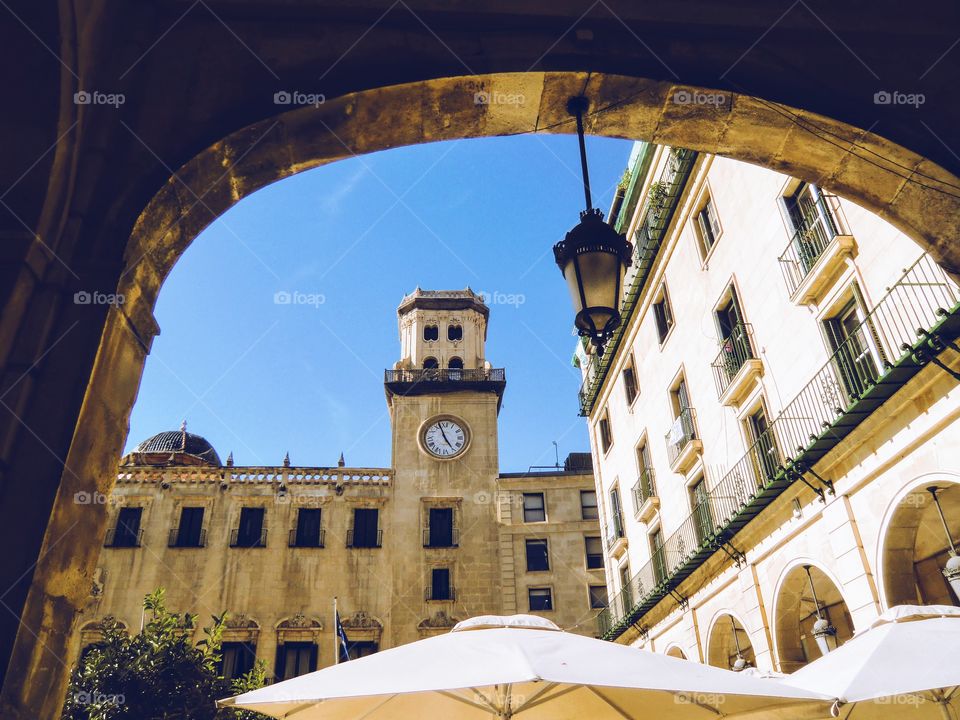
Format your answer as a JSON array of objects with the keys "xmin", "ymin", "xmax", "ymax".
[
  {"xmin": 581, "ymin": 143, "xmax": 960, "ymax": 671},
  {"xmin": 75, "ymin": 290, "xmax": 604, "ymax": 679}
]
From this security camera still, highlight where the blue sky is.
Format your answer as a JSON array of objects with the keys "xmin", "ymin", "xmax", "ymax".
[{"xmin": 126, "ymin": 134, "xmax": 634, "ymax": 471}]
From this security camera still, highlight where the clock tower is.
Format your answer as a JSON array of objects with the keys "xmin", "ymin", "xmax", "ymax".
[{"xmin": 384, "ymin": 289, "xmax": 506, "ymax": 645}]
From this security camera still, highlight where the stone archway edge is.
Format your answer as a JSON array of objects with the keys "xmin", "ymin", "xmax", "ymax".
[{"xmin": 123, "ymin": 72, "xmax": 960, "ymax": 314}]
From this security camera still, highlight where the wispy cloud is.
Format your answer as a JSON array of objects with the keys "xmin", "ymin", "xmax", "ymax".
[{"xmin": 320, "ymin": 165, "xmax": 368, "ymax": 215}]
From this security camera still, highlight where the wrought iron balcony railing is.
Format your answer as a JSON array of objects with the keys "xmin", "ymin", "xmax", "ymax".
[
  {"xmin": 422, "ymin": 527, "xmax": 460, "ymax": 548},
  {"xmin": 578, "ymin": 148, "xmax": 699, "ymax": 416},
  {"xmin": 632, "ymin": 468, "xmax": 657, "ymax": 513},
  {"xmin": 346, "ymin": 528, "xmax": 382, "ymax": 548},
  {"xmin": 606, "ymin": 511, "xmax": 626, "ymax": 548},
  {"xmin": 711, "ymin": 323, "xmax": 755, "ymax": 396},
  {"xmin": 168, "ymin": 528, "xmax": 206, "ymax": 547},
  {"xmin": 600, "ymin": 253, "xmax": 960, "ymax": 640},
  {"xmin": 665, "ymin": 408, "xmax": 698, "ymax": 466},
  {"xmin": 229, "ymin": 528, "xmax": 267, "ymax": 548},
  {"xmin": 384, "ymin": 368, "xmax": 505, "ymax": 384},
  {"xmin": 288, "ymin": 528, "xmax": 325, "ymax": 548},
  {"xmin": 104, "ymin": 527, "xmax": 143, "ymax": 547},
  {"xmin": 777, "ymin": 193, "xmax": 848, "ymax": 297},
  {"xmin": 425, "ymin": 586, "xmax": 456, "ymax": 601}
]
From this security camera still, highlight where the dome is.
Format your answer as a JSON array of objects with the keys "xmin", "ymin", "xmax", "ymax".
[{"xmin": 133, "ymin": 428, "xmax": 221, "ymax": 466}]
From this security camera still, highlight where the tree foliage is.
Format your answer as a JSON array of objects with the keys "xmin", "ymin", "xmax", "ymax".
[{"xmin": 61, "ymin": 588, "xmax": 269, "ymax": 720}]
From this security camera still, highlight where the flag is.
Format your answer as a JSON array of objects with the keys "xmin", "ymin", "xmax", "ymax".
[{"xmin": 335, "ymin": 608, "xmax": 350, "ymax": 663}]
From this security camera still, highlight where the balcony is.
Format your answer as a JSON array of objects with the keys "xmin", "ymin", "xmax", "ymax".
[
  {"xmin": 425, "ymin": 586, "xmax": 456, "ymax": 602},
  {"xmin": 346, "ymin": 528, "xmax": 382, "ymax": 548},
  {"xmin": 168, "ymin": 528, "xmax": 206, "ymax": 547},
  {"xmin": 422, "ymin": 527, "xmax": 460, "ymax": 548},
  {"xmin": 778, "ymin": 196, "xmax": 856, "ymax": 304},
  {"xmin": 632, "ymin": 468, "xmax": 660, "ymax": 524},
  {"xmin": 712, "ymin": 323, "xmax": 763, "ymax": 407},
  {"xmin": 229, "ymin": 528, "xmax": 267, "ymax": 548},
  {"xmin": 385, "ymin": 368, "xmax": 506, "ymax": 407},
  {"xmin": 606, "ymin": 516, "xmax": 628, "ymax": 559},
  {"xmin": 104, "ymin": 527, "xmax": 142, "ymax": 548},
  {"xmin": 578, "ymin": 148, "xmax": 699, "ymax": 417},
  {"xmin": 665, "ymin": 408, "xmax": 702, "ymax": 474},
  {"xmin": 600, "ymin": 253, "xmax": 960, "ymax": 641},
  {"xmin": 288, "ymin": 528, "xmax": 325, "ymax": 548}
]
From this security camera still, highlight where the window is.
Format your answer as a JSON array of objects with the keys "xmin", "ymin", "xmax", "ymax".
[
  {"xmin": 584, "ymin": 536, "xmax": 604, "ymax": 569},
  {"xmin": 429, "ymin": 568, "xmax": 452, "ymax": 600},
  {"xmin": 172, "ymin": 507, "xmax": 205, "ymax": 547},
  {"xmin": 347, "ymin": 641, "xmax": 378, "ymax": 659},
  {"xmin": 715, "ymin": 289, "xmax": 753, "ymax": 382},
  {"xmin": 650, "ymin": 527, "xmax": 667, "ymax": 583},
  {"xmin": 292, "ymin": 508, "xmax": 323, "ymax": 547},
  {"xmin": 619, "ymin": 564, "xmax": 633, "ymax": 607},
  {"xmin": 528, "ymin": 587, "xmax": 553, "ymax": 611},
  {"xmin": 448, "ymin": 357, "xmax": 463, "ymax": 370},
  {"xmin": 349, "ymin": 508, "xmax": 381, "ymax": 548},
  {"xmin": 667, "ymin": 378, "xmax": 696, "ymax": 454},
  {"xmin": 622, "ymin": 357, "xmax": 638, "ymax": 405},
  {"xmin": 219, "ymin": 641, "xmax": 257, "ymax": 679},
  {"xmin": 589, "ymin": 585, "xmax": 609, "ymax": 609},
  {"xmin": 690, "ymin": 475, "xmax": 713, "ymax": 544},
  {"xmin": 423, "ymin": 324, "xmax": 439, "ymax": 341},
  {"xmin": 422, "ymin": 357, "xmax": 439, "ymax": 369},
  {"xmin": 276, "ymin": 641, "xmax": 317, "ymax": 680},
  {"xmin": 447, "ymin": 324, "xmax": 463, "ymax": 341},
  {"xmin": 608, "ymin": 487, "xmax": 624, "ymax": 539},
  {"xmin": 746, "ymin": 403, "xmax": 780, "ymax": 483},
  {"xmin": 653, "ymin": 285, "xmax": 674, "ymax": 343},
  {"xmin": 824, "ymin": 293, "xmax": 883, "ymax": 400},
  {"xmin": 108, "ymin": 507, "xmax": 142, "ymax": 547},
  {"xmin": 598, "ymin": 411, "xmax": 613, "ymax": 453},
  {"xmin": 525, "ymin": 539, "xmax": 549, "ymax": 571},
  {"xmin": 694, "ymin": 194, "xmax": 721, "ymax": 258},
  {"xmin": 232, "ymin": 507, "xmax": 266, "ymax": 547},
  {"xmin": 426, "ymin": 507, "xmax": 456, "ymax": 547},
  {"xmin": 580, "ymin": 490, "xmax": 598, "ymax": 520},
  {"xmin": 522, "ymin": 493, "xmax": 546, "ymax": 523}
]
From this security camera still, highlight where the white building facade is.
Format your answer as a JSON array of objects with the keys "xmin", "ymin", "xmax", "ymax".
[{"xmin": 580, "ymin": 143, "xmax": 960, "ymax": 672}]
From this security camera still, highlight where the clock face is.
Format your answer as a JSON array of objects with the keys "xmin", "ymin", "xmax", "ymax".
[{"xmin": 421, "ymin": 417, "xmax": 468, "ymax": 458}]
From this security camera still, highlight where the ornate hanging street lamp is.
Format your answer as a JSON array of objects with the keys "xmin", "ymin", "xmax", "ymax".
[
  {"xmin": 927, "ymin": 486, "xmax": 960, "ymax": 600},
  {"xmin": 553, "ymin": 96, "xmax": 632, "ymax": 356},
  {"xmin": 803, "ymin": 565, "xmax": 839, "ymax": 656}
]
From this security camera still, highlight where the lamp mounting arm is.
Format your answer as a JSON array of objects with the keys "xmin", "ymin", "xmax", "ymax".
[{"xmin": 568, "ymin": 96, "xmax": 593, "ymax": 212}]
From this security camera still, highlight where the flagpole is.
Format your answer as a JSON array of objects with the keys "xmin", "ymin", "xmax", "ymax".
[{"xmin": 333, "ymin": 596, "xmax": 339, "ymax": 665}]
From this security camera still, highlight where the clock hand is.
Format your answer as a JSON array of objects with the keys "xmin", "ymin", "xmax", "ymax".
[{"xmin": 439, "ymin": 425, "xmax": 453, "ymax": 447}]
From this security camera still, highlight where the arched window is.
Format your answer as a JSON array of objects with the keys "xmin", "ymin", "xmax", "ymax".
[
  {"xmin": 448, "ymin": 357, "xmax": 463, "ymax": 369},
  {"xmin": 423, "ymin": 357, "xmax": 439, "ymax": 369},
  {"xmin": 447, "ymin": 324, "xmax": 463, "ymax": 341},
  {"xmin": 423, "ymin": 325, "xmax": 439, "ymax": 341}
]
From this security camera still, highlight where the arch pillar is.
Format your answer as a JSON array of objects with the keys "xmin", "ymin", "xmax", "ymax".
[
  {"xmin": 736, "ymin": 563, "xmax": 776, "ymax": 672},
  {"xmin": 822, "ymin": 495, "xmax": 881, "ymax": 629}
]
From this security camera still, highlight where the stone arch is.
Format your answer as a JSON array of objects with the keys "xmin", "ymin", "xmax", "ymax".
[
  {"xmin": 664, "ymin": 644, "xmax": 687, "ymax": 660},
  {"xmin": 705, "ymin": 611, "xmax": 755, "ymax": 670},
  {"xmin": 122, "ymin": 72, "xmax": 960, "ymax": 321},
  {"xmin": 772, "ymin": 560, "xmax": 854, "ymax": 673},
  {"xmin": 878, "ymin": 476, "xmax": 960, "ymax": 608}
]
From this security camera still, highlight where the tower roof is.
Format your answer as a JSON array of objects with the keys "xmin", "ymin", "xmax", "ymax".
[
  {"xmin": 131, "ymin": 427, "xmax": 222, "ymax": 466},
  {"xmin": 397, "ymin": 288, "xmax": 489, "ymax": 319}
]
